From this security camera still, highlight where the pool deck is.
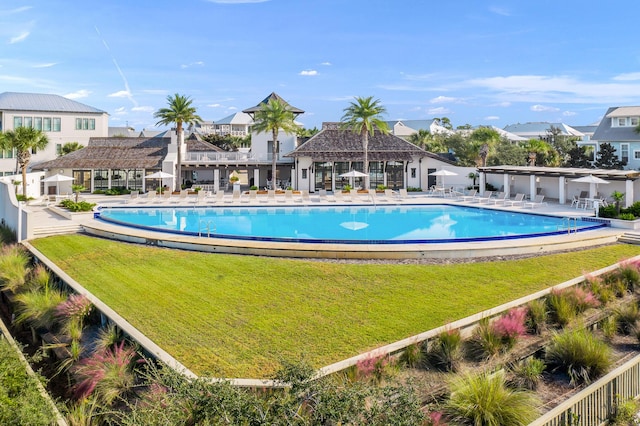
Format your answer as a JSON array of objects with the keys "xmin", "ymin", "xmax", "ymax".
[{"xmin": 26, "ymin": 191, "xmax": 630, "ymax": 260}]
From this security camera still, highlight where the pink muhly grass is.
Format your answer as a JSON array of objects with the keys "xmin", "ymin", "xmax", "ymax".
[
  {"xmin": 565, "ymin": 286, "xmax": 601, "ymax": 312},
  {"xmin": 73, "ymin": 341, "xmax": 139, "ymax": 404},
  {"xmin": 492, "ymin": 307, "xmax": 528, "ymax": 340},
  {"xmin": 429, "ymin": 411, "xmax": 447, "ymax": 425},
  {"xmin": 56, "ymin": 294, "xmax": 92, "ymax": 320},
  {"xmin": 620, "ymin": 258, "xmax": 640, "ymax": 272},
  {"xmin": 356, "ymin": 353, "xmax": 388, "ymax": 381}
]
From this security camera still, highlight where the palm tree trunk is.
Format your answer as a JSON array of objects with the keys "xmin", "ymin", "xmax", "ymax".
[
  {"xmin": 272, "ymin": 129, "xmax": 279, "ymax": 189},
  {"xmin": 19, "ymin": 150, "xmax": 30, "ymax": 197},
  {"xmin": 176, "ymin": 123, "xmax": 183, "ymax": 192},
  {"xmin": 362, "ymin": 130, "xmax": 369, "ymax": 189}
]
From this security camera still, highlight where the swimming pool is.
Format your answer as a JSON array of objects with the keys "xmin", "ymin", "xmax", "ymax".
[{"xmin": 96, "ymin": 204, "xmax": 607, "ymax": 244}]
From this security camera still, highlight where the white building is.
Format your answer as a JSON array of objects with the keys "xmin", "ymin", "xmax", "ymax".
[{"xmin": 0, "ymin": 92, "xmax": 109, "ymax": 176}]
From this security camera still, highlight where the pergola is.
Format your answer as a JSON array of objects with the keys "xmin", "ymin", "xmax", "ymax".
[{"xmin": 478, "ymin": 165, "xmax": 640, "ymax": 207}]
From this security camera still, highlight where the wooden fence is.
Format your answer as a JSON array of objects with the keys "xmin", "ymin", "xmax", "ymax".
[{"xmin": 531, "ymin": 353, "xmax": 640, "ymax": 426}]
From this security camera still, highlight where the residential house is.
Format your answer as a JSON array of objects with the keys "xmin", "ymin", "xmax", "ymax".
[
  {"xmin": 285, "ymin": 122, "xmax": 461, "ymax": 192},
  {"xmin": 591, "ymin": 107, "xmax": 640, "ymax": 169},
  {"xmin": 384, "ymin": 119, "xmax": 453, "ymax": 139},
  {"xmin": 503, "ymin": 122, "xmax": 583, "ymax": 142},
  {"xmin": 0, "ymin": 92, "xmax": 109, "ymax": 176},
  {"xmin": 211, "ymin": 113, "xmax": 253, "ymax": 137}
]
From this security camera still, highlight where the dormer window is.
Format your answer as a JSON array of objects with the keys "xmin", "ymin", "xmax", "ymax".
[
  {"xmin": 632, "ymin": 117, "xmax": 639, "ymax": 126},
  {"xmin": 618, "ymin": 118, "xmax": 627, "ymax": 126}
]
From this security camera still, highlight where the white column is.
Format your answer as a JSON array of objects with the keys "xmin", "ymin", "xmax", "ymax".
[
  {"xmin": 214, "ymin": 169, "xmax": 220, "ymax": 193},
  {"xmin": 559, "ymin": 177, "xmax": 566, "ymax": 204},
  {"xmin": 107, "ymin": 169, "xmax": 112, "ymax": 190},
  {"xmin": 253, "ymin": 169, "xmax": 260, "ymax": 189},
  {"xmin": 503, "ymin": 174, "xmax": 510, "ymax": 197},
  {"xmin": 626, "ymin": 179, "xmax": 634, "ymax": 208},
  {"xmin": 529, "ymin": 175, "xmax": 536, "ymax": 200},
  {"xmin": 479, "ymin": 172, "xmax": 486, "ymax": 195}
]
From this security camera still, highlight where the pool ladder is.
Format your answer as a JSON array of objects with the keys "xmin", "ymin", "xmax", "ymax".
[
  {"xmin": 198, "ymin": 220, "xmax": 215, "ymax": 237},
  {"xmin": 560, "ymin": 217, "xmax": 578, "ymax": 234}
]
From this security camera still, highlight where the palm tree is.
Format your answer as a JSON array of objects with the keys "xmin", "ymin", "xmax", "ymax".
[
  {"xmin": 470, "ymin": 127, "xmax": 500, "ymax": 167},
  {"xmin": 0, "ymin": 127, "xmax": 49, "ymax": 197},
  {"xmin": 522, "ymin": 139, "xmax": 552, "ymax": 166},
  {"xmin": 251, "ymin": 99, "xmax": 299, "ymax": 188},
  {"xmin": 340, "ymin": 96, "xmax": 389, "ymax": 189},
  {"xmin": 154, "ymin": 94, "xmax": 202, "ymax": 191},
  {"xmin": 60, "ymin": 141, "xmax": 84, "ymax": 156},
  {"xmin": 407, "ymin": 129, "xmax": 431, "ymax": 149}
]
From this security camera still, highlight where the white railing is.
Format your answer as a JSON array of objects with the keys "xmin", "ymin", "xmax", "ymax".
[
  {"xmin": 531, "ymin": 353, "xmax": 640, "ymax": 426},
  {"xmin": 184, "ymin": 151, "xmax": 292, "ymax": 164}
]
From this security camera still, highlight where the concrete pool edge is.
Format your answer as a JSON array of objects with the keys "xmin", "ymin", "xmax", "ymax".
[{"xmin": 81, "ymin": 219, "xmax": 624, "ymax": 260}]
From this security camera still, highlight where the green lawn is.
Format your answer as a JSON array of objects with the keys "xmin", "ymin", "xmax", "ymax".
[{"xmin": 31, "ymin": 235, "xmax": 639, "ymax": 378}]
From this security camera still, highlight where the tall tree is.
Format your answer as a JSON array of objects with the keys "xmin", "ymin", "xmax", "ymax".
[
  {"xmin": 340, "ymin": 96, "xmax": 389, "ymax": 189},
  {"xmin": 487, "ymin": 138, "xmax": 528, "ymax": 166},
  {"xmin": 469, "ymin": 127, "xmax": 500, "ymax": 167},
  {"xmin": 154, "ymin": 94, "xmax": 202, "ymax": 191},
  {"xmin": 252, "ymin": 99, "xmax": 299, "ymax": 187},
  {"xmin": 522, "ymin": 139, "xmax": 552, "ymax": 166},
  {"xmin": 565, "ymin": 146, "xmax": 593, "ymax": 168},
  {"xmin": 408, "ymin": 129, "xmax": 447, "ymax": 153},
  {"xmin": 594, "ymin": 142, "xmax": 626, "ymax": 169},
  {"xmin": 0, "ymin": 127, "xmax": 49, "ymax": 197}
]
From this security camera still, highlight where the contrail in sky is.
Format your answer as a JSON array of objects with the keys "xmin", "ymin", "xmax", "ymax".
[{"xmin": 95, "ymin": 26, "xmax": 138, "ymax": 108}]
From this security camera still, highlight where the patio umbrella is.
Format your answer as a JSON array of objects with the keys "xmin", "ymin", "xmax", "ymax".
[
  {"xmin": 43, "ymin": 173, "xmax": 74, "ymax": 195},
  {"xmin": 429, "ymin": 169, "xmax": 458, "ymax": 187},
  {"xmin": 144, "ymin": 171, "xmax": 174, "ymax": 192},
  {"xmin": 339, "ymin": 170, "xmax": 367, "ymax": 189},
  {"xmin": 571, "ymin": 175, "xmax": 609, "ymax": 198}
]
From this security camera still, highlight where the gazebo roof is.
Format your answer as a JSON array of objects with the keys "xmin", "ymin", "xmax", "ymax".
[{"xmin": 242, "ymin": 92, "xmax": 304, "ymax": 116}]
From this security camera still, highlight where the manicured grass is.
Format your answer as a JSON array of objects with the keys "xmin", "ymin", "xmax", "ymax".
[{"xmin": 31, "ymin": 235, "xmax": 639, "ymax": 378}]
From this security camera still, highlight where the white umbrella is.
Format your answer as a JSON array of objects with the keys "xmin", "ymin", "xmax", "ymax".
[
  {"xmin": 145, "ymin": 171, "xmax": 174, "ymax": 192},
  {"xmin": 43, "ymin": 173, "xmax": 74, "ymax": 195},
  {"xmin": 339, "ymin": 170, "xmax": 367, "ymax": 178},
  {"xmin": 571, "ymin": 175, "xmax": 609, "ymax": 199},
  {"xmin": 429, "ymin": 169, "xmax": 458, "ymax": 187}
]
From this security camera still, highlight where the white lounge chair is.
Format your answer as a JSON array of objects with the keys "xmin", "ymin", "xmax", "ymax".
[
  {"xmin": 319, "ymin": 189, "xmax": 335, "ymax": 202},
  {"xmin": 398, "ymin": 188, "xmax": 408, "ymax": 200},
  {"xmin": 458, "ymin": 189, "xmax": 477, "ymax": 202},
  {"xmin": 473, "ymin": 191, "xmax": 493, "ymax": 203},
  {"xmin": 487, "ymin": 192, "xmax": 508, "ymax": 205},
  {"xmin": 524, "ymin": 195, "xmax": 547, "ymax": 209},
  {"xmin": 503, "ymin": 193, "xmax": 525, "ymax": 207}
]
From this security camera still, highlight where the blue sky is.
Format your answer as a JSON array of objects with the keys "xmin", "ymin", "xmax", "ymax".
[{"xmin": 2, "ymin": 1, "xmax": 640, "ymax": 131}]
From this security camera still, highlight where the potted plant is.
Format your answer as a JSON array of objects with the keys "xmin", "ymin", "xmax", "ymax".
[
  {"xmin": 229, "ymin": 174, "xmax": 240, "ymax": 192},
  {"xmin": 343, "ymin": 184, "xmax": 352, "ymax": 193}
]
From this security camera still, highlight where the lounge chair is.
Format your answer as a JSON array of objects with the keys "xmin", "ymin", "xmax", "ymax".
[
  {"xmin": 398, "ymin": 188, "xmax": 408, "ymax": 200},
  {"xmin": 319, "ymin": 189, "xmax": 335, "ymax": 202},
  {"xmin": 473, "ymin": 190, "xmax": 493, "ymax": 203},
  {"xmin": 125, "ymin": 190, "xmax": 139, "ymax": 204},
  {"xmin": 297, "ymin": 190, "xmax": 310, "ymax": 204},
  {"xmin": 487, "ymin": 192, "xmax": 508, "ymax": 205},
  {"xmin": 524, "ymin": 195, "xmax": 547, "ymax": 209},
  {"xmin": 457, "ymin": 189, "xmax": 477, "ymax": 202},
  {"xmin": 335, "ymin": 191, "xmax": 352, "ymax": 203},
  {"xmin": 503, "ymin": 193, "xmax": 525, "ymax": 207},
  {"xmin": 384, "ymin": 189, "xmax": 396, "ymax": 200},
  {"xmin": 267, "ymin": 189, "xmax": 276, "ymax": 203},
  {"xmin": 162, "ymin": 190, "xmax": 172, "ymax": 201},
  {"xmin": 282, "ymin": 189, "xmax": 293, "ymax": 203},
  {"xmin": 226, "ymin": 191, "xmax": 240, "ymax": 204},
  {"xmin": 145, "ymin": 190, "xmax": 157, "ymax": 203},
  {"xmin": 195, "ymin": 190, "xmax": 208, "ymax": 204},
  {"xmin": 213, "ymin": 191, "xmax": 225, "ymax": 204},
  {"xmin": 172, "ymin": 190, "xmax": 188, "ymax": 204}
]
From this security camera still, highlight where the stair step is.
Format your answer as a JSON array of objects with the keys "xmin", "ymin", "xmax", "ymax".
[
  {"xmin": 618, "ymin": 233, "xmax": 640, "ymax": 245},
  {"xmin": 32, "ymin": 225, "xmax": 83, "ymax": 237}
]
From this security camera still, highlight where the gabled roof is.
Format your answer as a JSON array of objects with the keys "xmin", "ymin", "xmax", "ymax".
[
  {"xmin": 285, "ymin": 122, "xmax": 455, "ymax": 164},
  {"xmin": 33, "ymin": 137, "xmax": 169, "ymax": 170},
  {"xmin": 186, "ymin": 138, "xmax": 224, "ymax": 152},
  {"xmin": 606, "ymin": 106, "xmax": 640, "ymax": 118},
  {"xmin": 108, "ymin": 127, "xmax": 138, "ymax": 137},
  {"xmin": 0, "ymin": 92, "xmax": 106, "ymax": 114},
  {"xmin": 242, "ymin": 92, "xmax": 304, "ymax": 116},
  {"xmin": 214, "ymin": 112, "xmax": 253, "ymax": 125},
  {"xmin": 592, "ymin": 107, "xmax": 640, "ymax": 142},
  {"xmin": 503, "ymin": 122, "xmax": 583, "ymax": 137}
]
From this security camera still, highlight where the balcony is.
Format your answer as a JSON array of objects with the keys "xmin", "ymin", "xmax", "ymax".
[{"xmin": 184, "ymin": 151, "xmax": 293, "ymax": 165}]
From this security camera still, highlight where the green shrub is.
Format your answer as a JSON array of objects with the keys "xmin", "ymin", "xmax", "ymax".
[
  {"xmin": 249, "ymin": 185, "xmax": 258, "ymax": 190},
  {"xmin": 526, "ymin": 299, "xmax": 548, "ymax": 334},
  {"xmin": 376, "ymin": 184, "xmax": 387, "ymax": 190},
  {"xmin": 546, "ymin": 289, "xmax": 577, "ymax": 327},
  {"xmin": 0, "ymin": 244, "xmax": 29, "ymax": 293},
  {"xmin": 466, "ymin": 318, "xmax": 504, "ymax": 360},
  {"xmin": 399, "ymin": 343, "xmax": 423, "ymax": 368},
  {"xmin": 444, "ymin": 370, "xmax": 540, "ymax": 425},
  {"xmin": 614, "ymin": 302, "xmax": 639, "ymax": 335},
  {"xmin": 588, "ymin": 276, "xmax": 616, "ymax": 305},
  {"xmin": 508, "ymin": 357, "xmax": 546, "ymax": 391},
  {"xmin": 617, "ymin": 263, "xmax": 640, "ymax": 293},
  {"xmin": 609, "ymin": 395, "xmax": 639, "ymax": 425},
  {"xmin": 618, "ymin": 213, "xmax": 636, "ymax": 220},
  {"xmin": 92, "ymin": 189, "xmax": 106, "ymax": 194},
  {"xmin": 599, "ymin": 205, "xmax": 618, "ymax": 218},
  {"xmin": 600, "ymin": 316, "xmax": 618, "ymax": 341},
  {"xmin": 59, "ymin": 199, "xmax": 96, "ymax": 212},
  {"xmin": 427, "ymin": 329, "xmax": 463, "ymax": 372},
  {"xmin": 0, "ymin": 223, "xmax": 16, "ymax": 245},
  {"xmin": 406, "ymin": 187, "xmax": 422, "ymax": 192},
  {"xmin": 545, "ymin": 328, "xmax": 612, "ymax": 385},
  {"xmin": 623, "ymin": 201, "xmax": 640, "ymax": 218}
]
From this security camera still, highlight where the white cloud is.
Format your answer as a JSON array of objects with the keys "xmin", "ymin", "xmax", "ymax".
[
  {"xmin": 531, "ymin": 104, "xmax": 560, "ymax": 112},
  {"xmin": 132, "ymin": 106, "xmax": 155, "ymax": 112},
  {"xmin": 0, "ymin": 6, "xmax": 32, "ymax": 16},
  {"xmin": 108, "ymin": 90, "xmax": 131, "ymax": 98},
  {"xmin": 484, "ymin": 115, "xmax": 500, "ymax": 121},
  {"xmin": 9, "ymin": 31, "xmax": 29, "ymax": 44},
  {"xmin": 613, "ymin": 72, "xmax": 640, "ymax": 81},
  {"xmin": 207, "ymin": 103, "xmax": 223, "ymax": 107},
  {"xmin": 321, "ymin": 61, "xmax": 332, "ymax": 66},
  {"xmin": 180, "ymin": 61, "xmax": 204, "ymax": 69},
  {"xmin": 427, "ymin": 107, "xmax": 451, "ymax": 115},
  {"xmin": 299, "ymin": 70, "xmax": 318, "ymax": 76},
  {"xmin": 228, "ymin": 106, "xmax": 238, "ymax": 110},
  {"xmin": 114, "ymin": 107, "xmax": 127, "ymax": 115},
  {"xmin": 562, "ymin": 111, "xmax": 577, "ymax": 116},
  {"xmin": 64, "ymin": 90, "xmax": 91, "ymax": 99},
  {"xmin": 430, "ymin": 95, "xmax": 457, "ymax": 104},
  {"xmin": 33, "ymin": 62, "xmax": 57, "ymax": 68}
]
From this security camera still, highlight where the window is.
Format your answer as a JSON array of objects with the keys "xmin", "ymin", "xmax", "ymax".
[
  {"xmin": 621, "ymin": 143, "xmax": 629, "ymax": 163},
  {"xmin": 632, "ymin": 117, "xmax": 639, "ymax": 126},
  {"xmin": 0, "ymin": 149, "xmax": 14, "ymax": 159},
  {"xmin": 34, "ymin": 117, "xmax": 42, "ymax": 130},
  {"xmin": 411, "ymin": 168, "xmax": 417, "ymax": 178},
  {"xmin": 75, "ymin": 118, "xmax": 82, "ymax": 130},
  {"xmin": 88, "ymin": 118, "xmax": 95, "ymax": 130},
  {"xmin": 618, "ymin": 118, "xmax": 627, "ymax": 126},
  {"xmin": 43, "ymin": 117, "xmax": 52, "ymax": 131},
  {"xmin": 23, "ymin": 117, "xmax": 32, "ymax": 128},
  {"xmin": 13, "ymin": 116, "xmax": 22, "ymax": 128},
  {"xmin": 53, "ymin": 117, "xmax": 61, "ymax": 132},
  {"xmin": 301, "ymin": 169, "xmax": 307, "ymax": 179},
  {"xmin": 56, "ymin": 144, "xmax": 62, "ymax": 156},
  {"xmin": 634, "ymin": 151, "xmax": 640, "ymax": 160}
]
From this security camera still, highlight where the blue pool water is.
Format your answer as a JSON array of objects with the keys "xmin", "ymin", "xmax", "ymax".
[{"xmin": 96, "ymin": 205, "xmax": 606, "ymax": 244}]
